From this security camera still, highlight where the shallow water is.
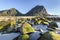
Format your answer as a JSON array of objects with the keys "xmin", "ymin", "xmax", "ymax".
[
  {"xmin": 0, "ymin": 33, "xmax": 20, "ymax": 40},
  {"xmin": 0, "ymin": 22, "xmax": 60, "ymax": 40},
  {"xmin": 33, "ymin": 24, "xmax": 48, "ymax": 32},
  {"xmin": 30, "ymin": 24, "xmax": 48, "ymax": 40},
  {"xmin": 30, "ymin": 22, "xmax": 60, "ymax": 40},
  {"xmin": 30, "ymin": 31, "xmax": 40, "ymax": 40},
  {"xmin": 56, "ymin": 22, "xmax": 60, "ymax": 28}
]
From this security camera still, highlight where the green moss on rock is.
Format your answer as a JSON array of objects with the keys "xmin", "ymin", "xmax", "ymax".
[
  {"xmin": 38, "ymin": 31, "xmax": 60, "ymax": 40},
  {"xmin": 13, "ymin": 34, "xmax": 29, "ymax": 40},
  {"xmin": 0, "ymin": 21, "xmax": 10, "ymax": 32},
  {"xmin": 20, "ymin": 22, "xmax": 35, "ymax": 34},
  {"xmin": 48, "ymin": 22, "xmax": 58, "ymax": 30}
]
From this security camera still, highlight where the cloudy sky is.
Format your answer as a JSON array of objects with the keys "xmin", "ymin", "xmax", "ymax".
[{"xmin": 0, "ymin": 0, "xmax": 60, "ymax": 15}]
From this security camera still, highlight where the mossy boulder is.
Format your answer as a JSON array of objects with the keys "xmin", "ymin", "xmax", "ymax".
[
  {"xmin": 38, "ymin": 31, "xmax": 60, "ymax": 40},
  {"xmin": 0, "ymin": 20, "xmax": 16, "ymax": 33},
  {"xmin": 20, "ymin": 22, "xmax": 35, "ymax": 34},
  {"xmin": 18, "ymin": 18, "xmax": 25, "ymax": 24},
  {"xmin": 48, "ymin": 22, "xmax": 58, "ymax": 29},
  {"xmin": 32, "ymin": 17, "xmax": 49, "ymax": 25},
  {"xmin": 10, "ymin": 19, "xmax": 16, "ymax": 27},
  {"xmin": 13, "ymin": 34, "xmax": 29, "ymax": 40},
  {"xmin": 34, "ymin": 17, "xmax": 42, "ymax": 25},
  {"xmin": 37, "ymin": 20, "xmax": 42, "ymax": 24},
  {"xmin": 0, "ymin": 21, "xmax": 10, "ymax": 32}
]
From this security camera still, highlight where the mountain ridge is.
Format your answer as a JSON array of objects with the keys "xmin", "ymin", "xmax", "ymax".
[
  {"xmin": 0, "ymin": 5, "xmax": 50, "ymax": 16},
  {"xmin": 26, "ymin": 5, "xmax": 49, "ymax": 16}
]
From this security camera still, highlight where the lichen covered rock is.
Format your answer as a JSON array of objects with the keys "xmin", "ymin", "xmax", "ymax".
[
  {"xmin": 0, "ymin": 21, "xmax": 10, "ymax": 32},
  {"xmin": 38, "ymin": 31, "xmax": 60, "ymax": 40},
  {"xmin": 42, "ymin": 21, "xmax": 49, "ymax": 25},
  {"xmin": 48, "ymin": 21, "xmax": 58, "ymax": 29},
  {"xmin": 20, "ymin": 22, "xmax": 35, "ymax": 34}
]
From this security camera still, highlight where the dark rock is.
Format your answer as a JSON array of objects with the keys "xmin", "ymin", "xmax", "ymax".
[
  {"xmin": 48, "ymin": 21, "xmax": 58, "ymax": 30},
  {"xmin": 26, "ymin": 5, "xmax": 49, "ymax": 16},
  {"xmin": 13, "ymin": 34, "xmax": 29, "ymax": 40},
  {"xmin": 38, "ymin": 31, "xmax": 60, "ymax": 40}
]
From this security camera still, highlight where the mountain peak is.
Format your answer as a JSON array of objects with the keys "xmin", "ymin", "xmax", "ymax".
[
  {"xmin": 0, "ymin": 8, "xmax": 24, "ymax": 16},
  {"xmin": 26, "ymin": 5, "xmax": 49, "ymax": 16},
  {"xmin": 0, "ymin": 5, "xmax": 50, "ymax": 16},
  {"xmin": 34, "ymin": 5, "xmax": 44, "ymax": 8},
  {"xmin": 10, "ymin": 8, "xmax": 16, "ymax": 10}
]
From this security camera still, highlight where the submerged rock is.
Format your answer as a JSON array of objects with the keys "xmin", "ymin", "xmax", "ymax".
[
  {"xmin": 20, "ymin": 22, "xmax": 35, "ymax": 34},
  {"xmin": 38, "ymin": 31, "xmax": 60, "ymax": 40}
]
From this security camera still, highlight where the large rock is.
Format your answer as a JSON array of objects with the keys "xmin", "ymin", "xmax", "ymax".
[
  {"xmin": 0, "ymin": 20, "xmax": 16, "ymax": 33},
  {"xmin": 20, "ymin": 22, "xmax": 35, "ymax": 34},
  {"xmin": 38, "ymin": 31, "xmax": 60, "ymax": 40},
  {"xmin": 0, "ymin": 21, "xmax": 10, "ymax": 32},
  {"xmin": 48, "ymin": 21, "xmax": 58, "ymax": 29}
]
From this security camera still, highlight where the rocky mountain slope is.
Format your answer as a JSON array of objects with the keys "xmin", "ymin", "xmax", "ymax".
[
  {"xmin": 25, "ymin": 5, "xmax": 50, "ymax": 16},
  {"xmin": 0, "ymin": 5, "xmax": 50, "ymax": 16},
  {"xmin": 0, "ymin": 8, "xmax": 24, "ymax": 16}
]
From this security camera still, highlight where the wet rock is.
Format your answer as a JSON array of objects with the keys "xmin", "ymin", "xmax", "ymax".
[
  {"xmin": 42, "ymin": 21, "xmax": 49, "ymax": 25},
  {"xmin": 13, "ymin": 34, "xmax": 29, "ymax": 40},
  {"xmin": 20, "ymin": 22, "xmax": 35, "ymax": 34},
  {"xmin": 30, "ymin": 31, "xmax": 40, "ymax": 40},
  {"xmin": 38, "ymin": 31, "xmax": 60, "ymax": 40},
  {"xmin": 48, "ymin": 21, "xmax": 58, "ymax": 30},
  {"xmin": 41, "ymin": 18, "xmax": 49, "ymax": 25},
  {"xmin": 0, "ymin": 21, "xmax": 10, "ymax": 32}
]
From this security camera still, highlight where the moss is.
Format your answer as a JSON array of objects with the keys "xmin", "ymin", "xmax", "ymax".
[
  {"xmin": 32, "ymin": 17, "xmax": 49, "ymax": 25},
  {"xmin": 42, "ymin": 18, "xmax": 49, "ymax": 22},
  {"xmin": 38, "ymin": 31, "xmax": 60, "ymax": 40},
  {"xmin": 18, "ymin": 18, "xmax": 25, "ymax": 24},
  {"xmin": 0, "ymin": 20, "xmax": 16, "ymax": 32},
  {"xmin": 20, "ymin": 22, "xmax": 35, "ymax": 34},
  {"xmin": 0, "ymin": 21, "xmax": 10, "ymax": 32},
  {"xmin": 48, "ymin": 22, "xmax": 58, "ymax": 29},
  {"xmin": 10, "ymin": 19, "xmax": 16, "ymax": 27},
  {"xmin": 37, "ymin": 20, "xmax": 42, "ymax": 24},
  {"xmin": 42, "ymin": 21, "xmax": 49, "ymax": 25},
  {"xmin": 13, "ymin": 34, "xmax": 29, "ymax": 40},
  {"xmin": 43, "ymin": 22, "xmax": 49, "ymax": 25}
]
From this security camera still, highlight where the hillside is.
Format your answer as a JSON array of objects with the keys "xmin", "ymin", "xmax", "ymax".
[
  {"xmin": 0, "ymin": 5, "xmax": 50, "ymax": 16},
  {"xmin": 25, "ymin": 5, "xmax": 50, "ymax": 16},
  {"xmin": 0, "ymin": 8, "xmax": 24, "ymax": 16}
]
